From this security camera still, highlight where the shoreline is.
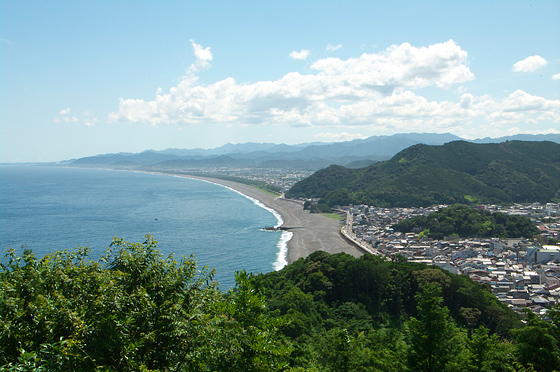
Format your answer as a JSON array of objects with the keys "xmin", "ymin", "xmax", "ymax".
[
  {"xmin": 61, "ymin": 166, "xmax": 363, "ymax": 266},
  {"xmin": 181, "ymin": 175, "xmax": 290, "ymax": 269},
  {"xmin": 165, "ymin": 173, "xmax": 363, "ymax": 264}
]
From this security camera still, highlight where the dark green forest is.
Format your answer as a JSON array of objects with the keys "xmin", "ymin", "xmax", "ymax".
[
  {"xmin": 287, "ymin": 141, "xmax": 560, "ymax": 209},
  {"xmin": 392, "ymin": 205, "xmax": 541, "ymax": 240},
  {"xmin": 2, "ymin": 237, "xmax": 559, "ymax": 371}
]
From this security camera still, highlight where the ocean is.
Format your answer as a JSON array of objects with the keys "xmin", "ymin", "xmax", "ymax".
[{"xmin": 0, "ymin": 165, "xmax": 285, "ymax": 289}]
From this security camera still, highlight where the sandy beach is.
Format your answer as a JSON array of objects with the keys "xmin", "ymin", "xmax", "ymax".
[{"xmin": 175, "ymin": 174, "xmax": 363, "ymax": 264}]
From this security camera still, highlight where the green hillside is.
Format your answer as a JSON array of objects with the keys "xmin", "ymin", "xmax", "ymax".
[
  {"xmin": 287, "ymin": 141, "xmax": 560, "ymax": 208},
  {"xmin": 392, "ymin": 205, "xmax": 540, "ymax": 240},
  {"xmin": 253, "ymin": 251, "xmax": 557, "ymax": 371},
  {"xmin": 3, "ymin": 239, "xmax": 560, "ymax": 371},
  {"xmin": 256, "ymin": 250, "xmax": 522, "ymax": 337}
]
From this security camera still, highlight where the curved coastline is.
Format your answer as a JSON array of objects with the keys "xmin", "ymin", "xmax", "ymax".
[
  {"xmin": 182, "ymin": 176, "xmax": 290, "ymax": 269},
  {"xmin": 127, "ymin": 170, "xmax": 362, "ymax": 265},
  {"xmin": 170, "ymin": 174, "xmax": 363, "ymax": 265}
]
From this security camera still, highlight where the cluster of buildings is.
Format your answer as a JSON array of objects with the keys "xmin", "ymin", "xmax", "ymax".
[
  {"xmin": 339, "ymin": 202, "xmax": 560, "ymax": 315},
  {"xmin": 180, "ymin": 167, "xmax": 313, "ymax": 192},
  {"xmin": 192, "ymin": 167, "xmax": 560, "ymax": 315}
]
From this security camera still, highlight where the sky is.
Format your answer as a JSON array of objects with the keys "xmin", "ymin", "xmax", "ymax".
[{"xmin": 1, "ymin": 1, "xmax": 559, "ymax": 163}]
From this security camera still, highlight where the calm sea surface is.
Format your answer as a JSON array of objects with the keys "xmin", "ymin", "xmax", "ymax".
[{"xmin": 0, "ymin": 165, "xmax": 283, "ymax": 288}]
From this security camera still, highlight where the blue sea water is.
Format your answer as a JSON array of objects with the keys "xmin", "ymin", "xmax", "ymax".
[{"xmin": 0, "ymin": 165, "xmax": 284, "ymax": 288}]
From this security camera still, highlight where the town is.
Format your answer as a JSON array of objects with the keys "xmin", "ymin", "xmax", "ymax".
[
  {"xmin": 337, "ymin": 202, "xmax": 560, "ymax": 316},
  {"xmin": 167, "ymin": 166, "xmax": 314, "ymax": 192},
  {"xmin": 166, "ymin": 166, "xmax": 560, "ymax": 316}
]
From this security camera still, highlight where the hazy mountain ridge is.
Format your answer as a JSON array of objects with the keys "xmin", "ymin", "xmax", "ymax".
[
  {"xmin": 65, "ymin": 133, "xmax": 560, "ymax": 171},
  {"xmin": 287, "ymin": 140, "xmax": 560, "ymax": 207}
]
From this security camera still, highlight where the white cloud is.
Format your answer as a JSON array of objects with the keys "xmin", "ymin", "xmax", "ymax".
[
  {"xmin": 54, "ymin": 108, "xmax": 98, "ymax": 125},
  {"xmin": 188, "ymin": 39, "xmax": 212, "ymax": 73},
  {"xmin": 289, "ymin": 49, "xmax": 310, "ymax": 60},
  {"xmin": 466, "ymin": 90, "xmax": 560, "ymax": 127},
  {"xmin": 310, "ymin": 39, "xmax": 474, "ymax": 89},
  {"xmin": 84, "ymin": 118, "xmax": 98, "ymax": 126},
  {"xmin": 109, "ymin": 40, "xmax": 559, "ymax": 134},
  {"xmin": 326, "ymin": 43, "xmax": 342, "ymax": 52},
  {"xmin": 502, "ymin": 89, "xmax": 560, "ymax": 112},
  {"xmin": 460, "ymin": 93, "xmax": 474, "ymax": 109},
  {"xmin": 512, "ymin": 55, "xmax": 547, "ymax": 72},
  {"xmin": 54, "ymin": 108, "xmax": 79, "ymax": 123},
  {"xmin": 553, "ymin": 73, "xmax": 560, "ymax": 81},
  {"xmin": 315, "ymin": 132, "xmax": 366, "ymax": 142},
  {"xmin": 507, "ymin": 127, "xmax": 560, "ymax": 136}
]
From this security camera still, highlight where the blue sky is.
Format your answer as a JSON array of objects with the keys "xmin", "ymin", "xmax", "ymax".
[{"xmin": 1, "ymin": 1, "xmax": 559, "ymax": 163}]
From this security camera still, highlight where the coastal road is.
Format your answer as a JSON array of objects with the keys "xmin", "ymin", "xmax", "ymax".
[{"xmin": 269, "ymin": 196, "xmax": 363, "ymax": 263}]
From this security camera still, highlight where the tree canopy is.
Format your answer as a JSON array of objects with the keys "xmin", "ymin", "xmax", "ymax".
[
  {"xmin": 0, "ymin": 236, "xmax": 289, "ymax": 371},
  {"xmin": 392, "ymin": 205, "xmax": 541, "ymax": 240},
  {"xmin": 1, "ymin": 237, "xmax": 559, "ymax": 371}
]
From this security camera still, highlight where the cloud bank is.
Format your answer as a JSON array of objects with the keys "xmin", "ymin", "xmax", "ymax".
[{"xmin": 109, "ymin": 40, "xmax": 560, "ymax": 135}]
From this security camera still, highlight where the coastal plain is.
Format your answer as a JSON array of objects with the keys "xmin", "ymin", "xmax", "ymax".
[{"xmin": 180, "ymin": 174, "xmax": 362, "ymax": 264}]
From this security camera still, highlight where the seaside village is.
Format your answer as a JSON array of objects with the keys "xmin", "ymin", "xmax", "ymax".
[
  {"xmin": 194, "ymin": 167, "xmax": 560, "ymax": 316},
  {"xmin": 335, "ymin": 202, "xmax": 560, "ymax": 316}
]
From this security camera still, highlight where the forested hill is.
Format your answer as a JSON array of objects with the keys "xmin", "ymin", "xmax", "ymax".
[
  {"xmin": 286, "ymin": 140, "xmax": 560, "ymax": 208},
  {"xmin": 254, "ymin": 251, "xmax": 552, "ymax": 371},
  {"xmin": 2, "ymin": 239, "xmax": 559, "ymax": 371},
  {"xmin": 255, "ymin": 251, "xmax": 522, "ymax": 337}
]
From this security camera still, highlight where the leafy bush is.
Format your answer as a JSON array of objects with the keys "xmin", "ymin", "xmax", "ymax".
[
  {"xmin": 0, "ymin": 236, "xmax": 289, "ymax": 371},
  {"xmin": 3, "ymin": 237, "xmax": 559, "ymax": 371}
]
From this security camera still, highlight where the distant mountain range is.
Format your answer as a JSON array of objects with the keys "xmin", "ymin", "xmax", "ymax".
[
  {"xmin": 65, "ymin": 133, "xmax": 560, "ymax": 171},
  {"xmin": 286, "ymin": 140, "xmax": 560, "ymax": 207}
]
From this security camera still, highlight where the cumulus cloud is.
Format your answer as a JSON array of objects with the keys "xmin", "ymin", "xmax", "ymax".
[
  {"xmin": 289, "ymin": 49, "xmax": 310, "ymax": 60},
  {"xmin": 54, "ymin": 108, "xmax": 79, "ymax": 123},
  {"xmin": 188, "ymin": 39, "xmax": 212, "ymax": 73},
  {"xmin": 553, "ymin": 73, "xmax": 560, "ymax": 81},
  {"xmin": 84, "ymin": 118, "xmax": 98, "ymax": 126},
  {"xmin": 465, "ymin": 90, "xmax": 560, "ymax": 127},
  {"xmin": 460, "ymin": 93, "xmax": 474, "ymax": 109},
  {"xmin": 502, "ymin": 89, "xmax": 560, "ymax": 112},
  {"xmin": 310, "ymin": 39, "xmax": 475, "ymax": 90},
  {"xmin": 513, "ymin": 55, "xmax": 547, "ymax": 72},
  {"xmin": 326, "ymin": 43, "xmax": 342, "ymax": 52},
  {"xmin": 108, "ymin": 39, "xmax": 560, "ymax": 133},
  {"xmin": 53, "ymin": 108, "xmax": 98, "ymax": 125}
]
